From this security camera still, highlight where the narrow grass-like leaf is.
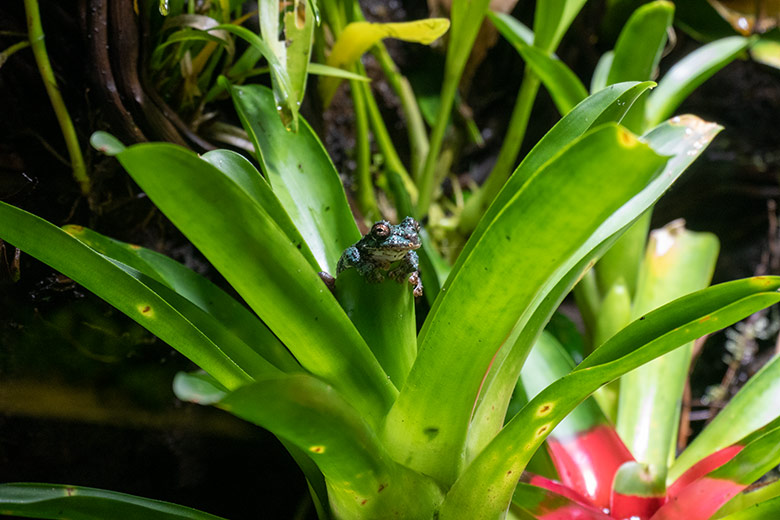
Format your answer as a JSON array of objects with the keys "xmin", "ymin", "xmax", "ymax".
[
  {"xmin": 218, "ymin": 374, "xmax": 443, "ymax": 518},
  {"xmin": 307, "ymin": 62, "xmax": 371, "ymax": 81},
  {"xmin": 590, "ymin": 51, "xmax": 614, "ymax": 93},
  {"xmin": 115, "ymin": 143, "xmax": 395, "ymax": 423},
  {"xmin": 440, "ymin": 277, "xmax": 780, "ymax": 519},
  {"xmin": 0, "ymin": 483, "xmax": 227, "ymax": 520},
  {"xmin": 227, "ymin": 83, "xmax": 359, "ymax": 273},
  {"xmin": 0, "ymin": 202, "xmax": 252, "ymax": 390},
  {"xmin": 669, "ymin": 353, "xmax": 780, "ymax": 482},
  {"xmin": 284, "ymin": 0, "xmax": 315, "ymax": 126},
  {"xmin": 646, "ymin": 36, "xmax": 751, "ymax": 127},
  {"xmin": 383, "ymin": 125, "xmax": 667, "ymax": 485},
  {"xmin": 489, "ymin": 12, "xmax": 587, "ymax": 115}
]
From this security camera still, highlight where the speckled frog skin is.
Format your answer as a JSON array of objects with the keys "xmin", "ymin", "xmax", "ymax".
[{"xmin": 337, "ymin": 217, "xmax": 423, "ymax": 297}]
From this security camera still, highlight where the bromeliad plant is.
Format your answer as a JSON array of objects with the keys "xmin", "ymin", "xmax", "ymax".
[
  {"xmin": 3, "ymin": 3, "xmax": 780, "ymax": 520},
  {"xmin": 3, "ymin": 80, "xmax": 780, "ymax": 519}
]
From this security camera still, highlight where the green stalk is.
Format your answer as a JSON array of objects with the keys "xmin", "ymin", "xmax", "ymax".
[
  {"xmin": 415, "ymin": 72, "xmax": 458, "ymax": 218},
  {"xmin": 350, "ymin": 77, "xmax": 379, "ymax": 220},
  {"xmin": 24, "ymin": 0, "xmax": 90, "ymax": 195},
  {"xmin": 357, "ymin": 72, "xmax": 418, "ymax": 202},
  {"xmin": 372, "ymin": 44, "xmax": 430, "ymax": 180},
  {"xmin": 459, "ymin": 68, "xmax": 540, "ymax": 231}
]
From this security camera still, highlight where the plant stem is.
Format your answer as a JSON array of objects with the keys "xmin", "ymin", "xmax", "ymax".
[
  {"xmin": 458, "ymin": 67, "xmax": 541, "ymax": 232},
  {"xmin": 350, "ymin": 77, "xmax": 379, "ymax": 221},
  {"xmin": 24, "ymin": 0, "xmax": 90, "ymax": 195},
  {"xmin": 356, "ymin": 65, "xmax": 418, "ymax": 202},
  {"xmin": 415, "ymin": 70, "xmax": 458, "ymax": 219},
  {"xmin": 373, "ymin": 43, "xmax": 429, "ymax": 180}
]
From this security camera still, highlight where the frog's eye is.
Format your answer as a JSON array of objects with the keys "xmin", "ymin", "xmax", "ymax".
[{"xmin": 371, "ymin": 222, "xmax": 391, "ymax": 238}]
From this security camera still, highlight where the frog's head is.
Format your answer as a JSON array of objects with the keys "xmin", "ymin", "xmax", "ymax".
[{"xmin": 364, "ymin": 217, "xmax": 421, "ymax": 255}]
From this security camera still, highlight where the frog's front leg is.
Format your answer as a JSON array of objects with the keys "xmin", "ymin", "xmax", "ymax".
[
  {"xmin": 337, "ymin": 246, "xmax": 360, "ymax": 274},
  {"xmin": 389, "ymin": 250, "xmax": 423, "ymax": 297}
]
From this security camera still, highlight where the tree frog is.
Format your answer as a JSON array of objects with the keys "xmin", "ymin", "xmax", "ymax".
[{"xmin": 337, "ymin": 217, "xmax": 424, "ymax": 297}]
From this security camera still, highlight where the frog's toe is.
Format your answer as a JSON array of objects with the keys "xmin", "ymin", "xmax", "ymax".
[{"xmin": 408, "ymin": 272, "xmax": 423, "ymax": 297}]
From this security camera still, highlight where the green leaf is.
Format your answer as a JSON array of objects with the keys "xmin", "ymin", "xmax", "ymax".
[
  {"xmin": 533, "ymin": 0, "xmax": 588, "ymax": 53},
  {"xmin": 62, "ymin": 223, "xmax": 300, "ymax": 373},
  {"xmin": 284, "ymin": 0, "xmax": 316, "ymax": 128},
  {"xmin": 669, "ymin": 353, "xmax": 780, "ymax": 482},
  {"xmin": 616, "ymin": 222, "xmax": 719, "ymax": 486},
  {"xmin": 646, "ymin": 36, "xmax": 752, "ymax": 127},
  {"xmin": 709, "ymin": 425, "xmax": 780, "ymax": 485},
  {"xmin": 307, "ymin": 62, "xmax": 371, "ymax": 81},
  {"xmin": 459, "ymin": 81, "xmax": 655, "ymax": 237},
  {"xmin": 716, "ymin": 480, "xmax": 780, "ymax": 519},
  {"xmin": 89, "ymin": 131, "xmax": 126, "ymax": 156},
  {"xmin": 0, "ymin": 483, "xmax": 227, "ymax": 520},
  {"xmin": 489, "ymin": 12, "xmax": 588, "ymax": 115},
  {"xmin": 173, "ymin": 371, "xmax": 228, "ymax": 405},
  {"xmin": 465, "ymin": 114, "xmax": 722, "ymax": 469},
  {"xmin": 751, "ymin": 36, "xmax": 780, "ymax": 70},
  {"xmin": 607, "ymin": 1, "xmax": 675, "ymax": 132},
  {"xmin": 200, "ymin": 149, "xmax": 319, "ymax": 271},
  {"xmin": 114, "ymin": 143, "xmax": 395, "ymax": 424},
  {"xmin": 718, "ymin": 496, "xmax": 780, "ymax": 520},
  {"xmin": 512, "ymin": 481, "xmax": 612, "ymax": 519},
  {"xmin": 218, "ymin": 374, "xmax": 443, "ymax": 518},
  {"xmin": 0, "ymin": 202, "xmax": 253, "ymax": 390},
  {"xmin": 382, "ymin": 124, "xmax": 667, "ymax": 485},
  {"xmin": 591, "ymin": 51, "xmax": 614, "ymax": 93},
  {"xmin": 440, "ymin": 277, "xmax": 780, "ymax": 519},
  {"xmin": 227, "ymin": 82, "xmax": 359, "ymax": 273}
]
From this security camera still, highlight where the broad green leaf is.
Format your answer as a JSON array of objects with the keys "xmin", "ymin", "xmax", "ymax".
[
  {"xmin": 521, "ymin": 333, "xmax": 605, "ymax": 439},
  {"xmin": 716, "ymin": 480, "xmax": 780, "ymax": 519},
  {"xmin": 709, "ymin": 426, "xmax": 780, "ymax": 484},
  {"xmin": 89, "ymin": 131, "xmax": 125, "ymax": 156},
  {"xmin": 607, "ymin": 1, "xmax": 675, "ymax": 132},
  {"xmin": 533, "ymin": 0, "xmax": 588, "ymax": 53},
  {"xmin": 646, "ymin": 36, "xmax": 751, "ymax": 127},
  {"xmin": 669, "ymin": 353, "xmax": 780, "ymax": 482},
  {"xmin": 465, "ymin": 115, "xmax": 722, "ymax": 467},
  {"xmin": 218, "ymin": 374, "xmax": 443, "ymax": 518},
  {"xmin": 0, "ymin": 483, "xmax": 227, "ymax": 520},
  {"xmin": 440, "ymin": 277, "xmax": 780, "ymax": 519},
  {"xmin": 335, "ymin": 268, "xmax": 416, "ymax": 388},
  {"xmin": 616, "ymin": 222, "xmax": 719, "ymax": 486},
  {"xmin": 320, "ymin": 18, "xmax": 449, "ymax": 105},
  {"xmin": 227, "ymin": 83, "xmax": 359, "ymax": 273},
  {"xmin": 0, "ymin": 203, "xmax": 253, "ymax": 390},
  {"xmin": 63, "ymin": 220, "xmax": 299, "ymax": 374},
  {"xmin": 201, "ymin": 149, "xmax": 319, "ymax": 271},
  {"xmin": 114, "ymin": 143, "xmax": 395, "ymax": 424},
  {"xmin": 718, "ymin": 496, "xmax": 780, "ymax": 520},
  {"xmin": 382, "ymin": 125, "xmax": 667, "ymax": 485},
  {"xmin": 489, "ymin": 12, "xmax": 588, "ymax": 115},
  {"xmin": 458, "ymin": 81, "xmax": 655, "ymax": 236}
]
